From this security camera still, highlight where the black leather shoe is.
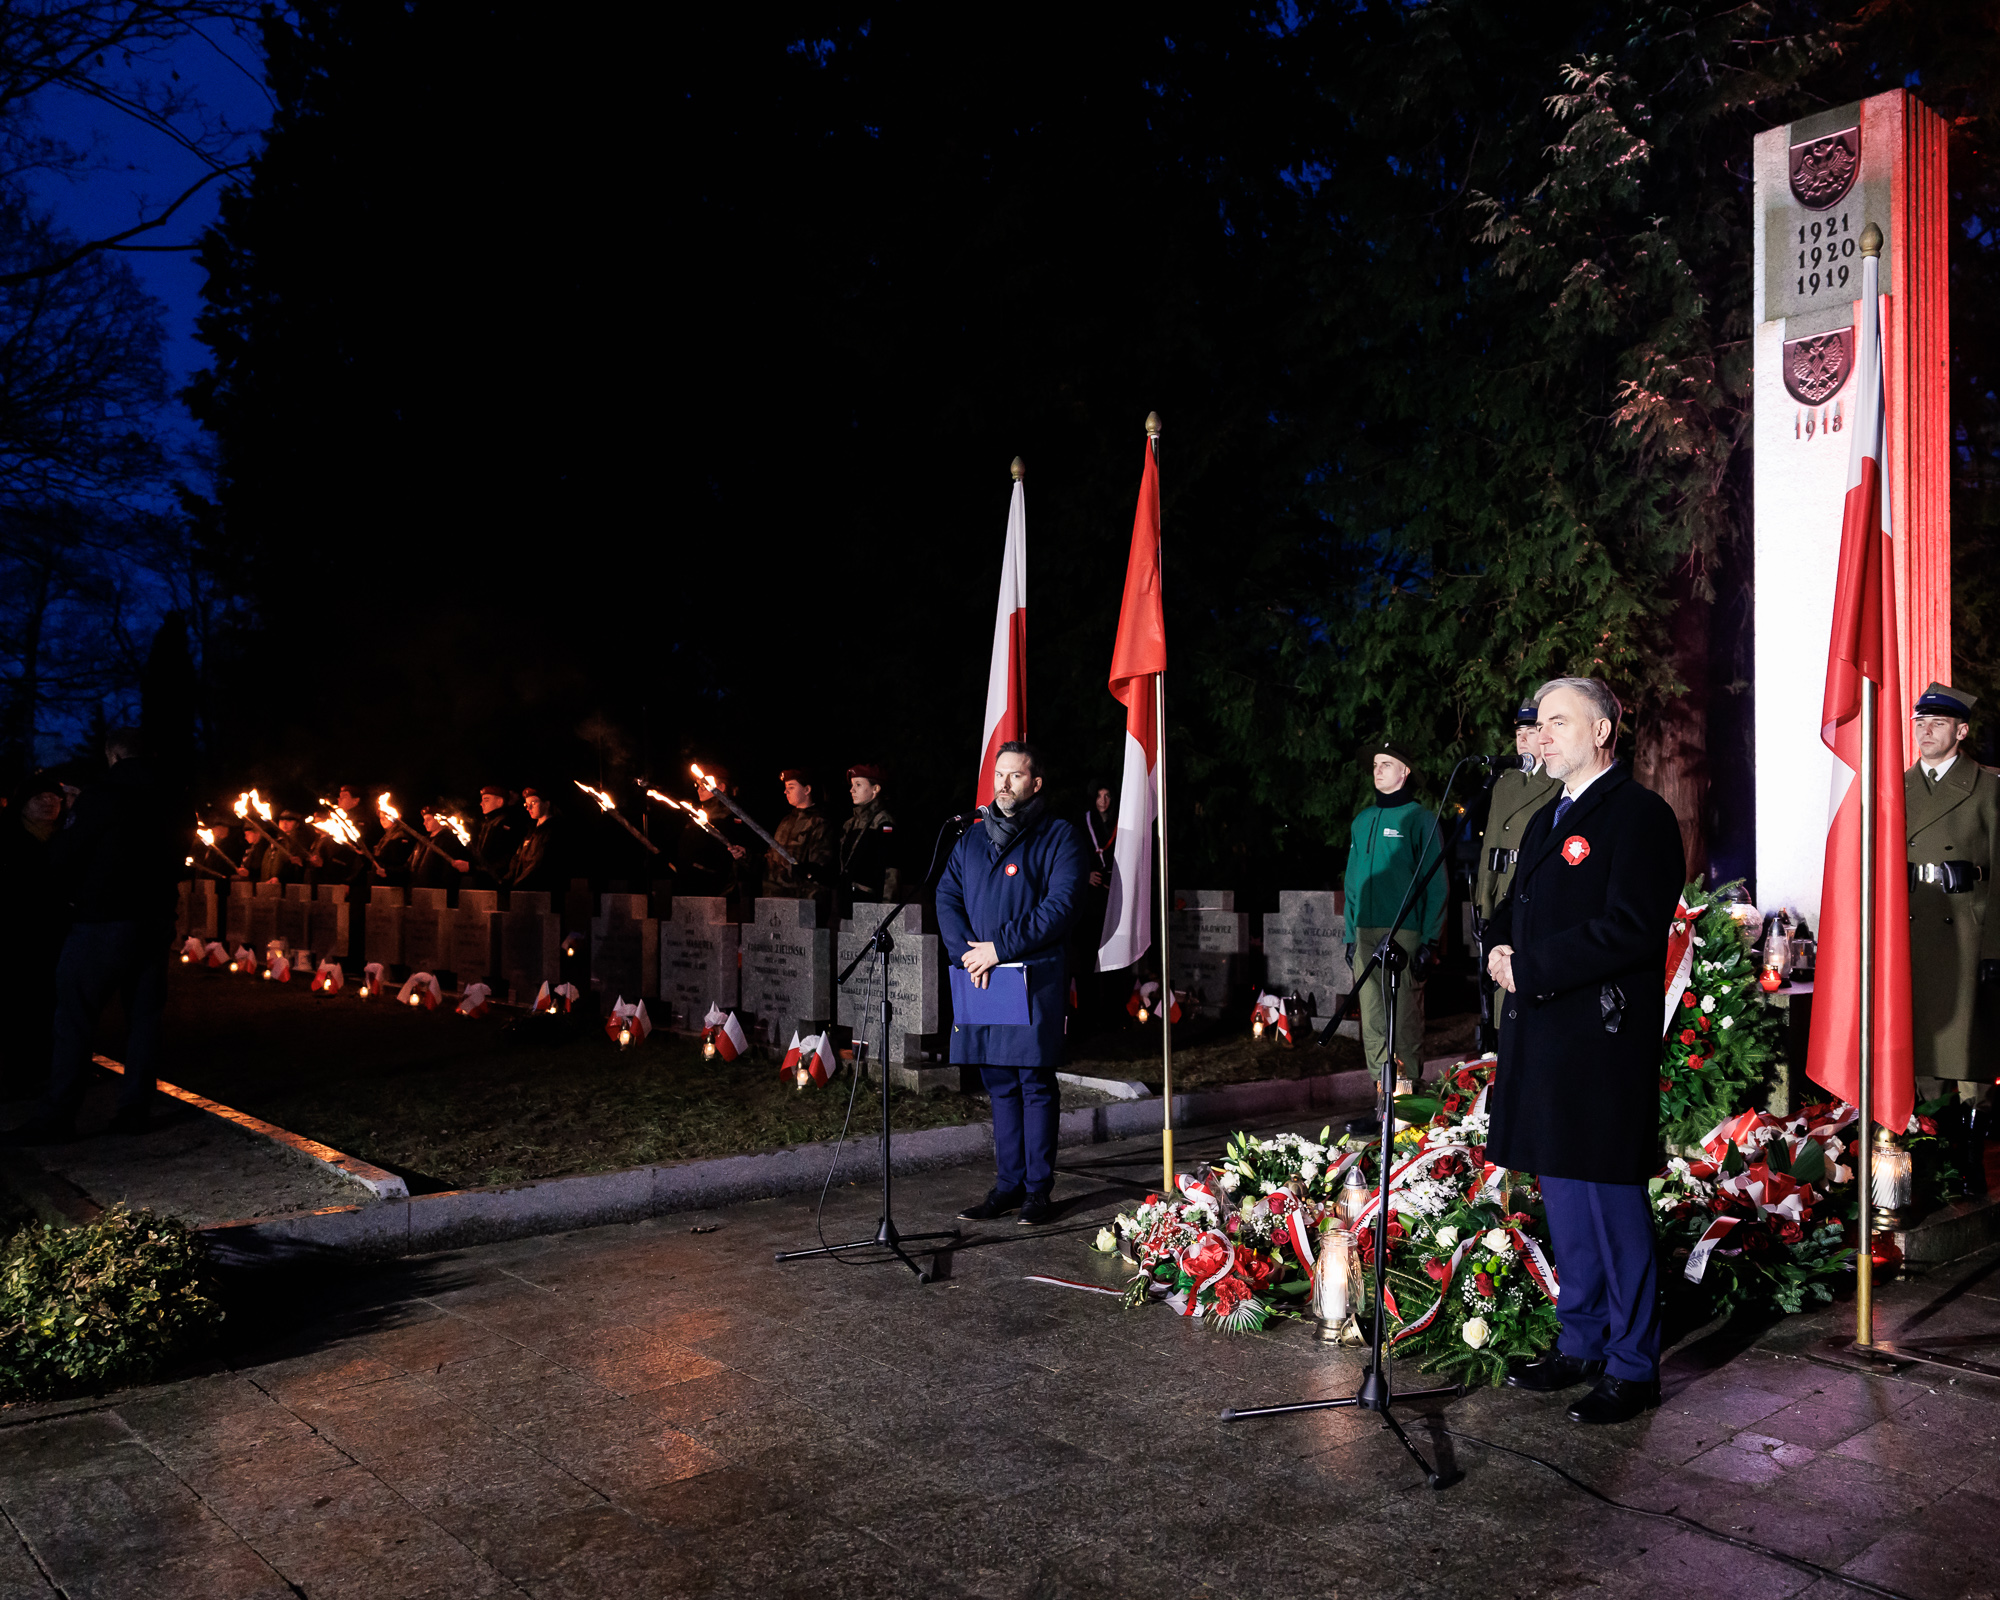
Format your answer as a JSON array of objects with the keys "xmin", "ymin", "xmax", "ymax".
[
  {"xmin": 1018, "ymin": 1195, "xmax": 1057, "ymax": 1226},
  {"xmin": 1504, "ymin": 1353, "xmax": 1604, "ymax": 1392},
  {"xmin": 958, "ymin": 1190, "xmax": 1023, "ymax": 1221},
  {"xmin": 1567, "ymin": 1373, "xmax": 1661, "ymax": 1425}
]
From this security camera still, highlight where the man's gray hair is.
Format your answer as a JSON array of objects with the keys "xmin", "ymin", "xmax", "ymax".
[{"xmin": 1534, "ymin": 677, "xmax": 1622, "ymax": 747}]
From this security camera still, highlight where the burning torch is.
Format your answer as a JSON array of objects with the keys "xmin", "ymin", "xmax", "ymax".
[
  {"xmin": 236, "ymin": 790, "xmax": 305, "ymax": 865},
  {"xmin": 689, "ymin": 764, "xmax": 794, "ymax": 865},
  {"xmin": 574, "ymin": 781, "xmax": 661, "ymax": 855},
  {"xmin": 376, "ymin": 793, "xmax": 462, "ymax": 874},
  {"xmin": 315, "ymin": 798, "xmax": 385, "ymax": 871},
  {"xmin": 194, "ymin": 819, "xmax": 236, "ymax": 873},
  {"xmin": 645, "ymin": 788, "xmax": 727, "ymax": 844}
]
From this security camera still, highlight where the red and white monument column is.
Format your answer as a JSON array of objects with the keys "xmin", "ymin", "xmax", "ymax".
[{"xmin": 1753, "ymin": 89, "xmax": 1950, "ymax": 919}]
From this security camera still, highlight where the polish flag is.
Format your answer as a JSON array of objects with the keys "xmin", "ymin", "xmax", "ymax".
[
  {"xmin": 704, "ymin": 1004, "xmax": 747, "ymax": 1061},
  {"xmin": 457, "ymin": 982, "xmax": 492, "ymax": 1018},
  {"xmin": 974, "ymin": 468, "xmax": 1028, "ymax": 808},
  {"xmin": 800, "ymin": 1032, "xmax": 838, "ymax": 1088},
  {"xmin": 1805, "ymin": 246, "xmax": 1914, "ymax": 1136},
  {"xmin": 780, "ymin": 1031, "xmax": 803, "ymax": 1079},
  {"xmin": 1099, "ymin": 430, "xmax": 1166, "ymax": 971}
]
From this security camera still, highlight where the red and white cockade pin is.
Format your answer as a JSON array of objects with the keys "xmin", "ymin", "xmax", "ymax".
[
  {"xmin": 1561, "ymin": 835, "xmax": 1591, "ymax": 865},
  {"xmin": 1004, "ymin": 862, "xmax": 1019, "ymax": 876}
]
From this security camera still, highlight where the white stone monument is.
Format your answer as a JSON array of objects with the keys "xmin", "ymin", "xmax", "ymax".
[{"xmin": 742, "ymin": 898, "xmax": 831, "ymax": 1049}]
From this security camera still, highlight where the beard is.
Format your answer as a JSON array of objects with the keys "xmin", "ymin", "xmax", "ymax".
[{"xmin": 994, "ymin": 792, "xmax": 1018, "ymax": 815}]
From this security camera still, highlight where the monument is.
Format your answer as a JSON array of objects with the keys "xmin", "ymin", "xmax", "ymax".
[
  {"xmin": 402, "ymin": 887, "xmax": 450, "ymax": 977},
  {"xmin": 246, "ymin": 881, "xmax": 281, "ymax": 954},
  {"xmin": 276, "ymin": 884, "xmax": 311, "ymax": 954},
  {"xmin": 591, "ymin": 893, "xmax": 659, "ymax": 1003},
  {"xmin": 365, "ymin": 885, "xmax": 405, "ymax": 971},
  {"xmin": 1261, "ymin": 890, "xmax": 1356, "ymax": 1038},
  {"xmin": 658, "ymin": 897, "xmax": 738, "ymax": 1033},
  {"xmin": 452, "ymin": 888, "xmax": 501, "ymax": 993},
  {"xmin": 225, "ymin": 879, "xmax": 254, "ymax": 945},
  {"xmin": 741, "ymin": 898, "xmax": 830, "ymax": 1049},
  {"xmin": 1753, "ymin": 89, "xmax": 1950, "ymax": 918},
  {"xmin": 308, "ymin": 884, "xmax": 349, "ymax": 960},
  {"xmin": 835, "ymin": 902, "xmax": 944, "ymax": 1085},
  {"xmin": 498, "ymin": 889, "xmax": 561, "ymax": 1005},
  {"xmin": 1167, "ymin": 890, "xmax": 1250, "ymax": 1018}
]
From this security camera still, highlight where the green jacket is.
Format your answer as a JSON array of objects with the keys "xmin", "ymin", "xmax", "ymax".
[
  {"xmin": 1344, "ymin": 797, "xmax": 1447, "ymax": 944},
  {"xmin": 1906, "ymin": 756, "xmax": 2000, "ymax": 1079}
]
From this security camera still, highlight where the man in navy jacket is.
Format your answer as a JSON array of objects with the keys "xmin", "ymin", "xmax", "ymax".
[
  {"xmin": 1486, "ymin": 678, "xmax": 1685, "ymax": 1425},
  {"xmin": 937, "ymin": 743, "xmax": 1087, "ymax": 1225}
]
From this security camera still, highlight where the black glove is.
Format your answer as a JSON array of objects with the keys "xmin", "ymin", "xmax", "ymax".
[{"xmin": 1344, "ymin": 945, "xmax": 1355, "ymax": 972}]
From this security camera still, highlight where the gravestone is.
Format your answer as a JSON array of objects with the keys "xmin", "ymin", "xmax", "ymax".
[
  {"xmin": 403, "ymin": 887, "xmax": 450, "ymax": 977},
  {"xmin": 246, "ymin": 881, "xmax": 281, "ymax": 953},
  {"xmin": 277, "ymin": 884, "xmax": 311, "ymax": 953},
  {"xmin": 1261, "ymin": 890, "xmax": 1356, "ymax": 1038},
  {"xmin": 741, "ymin": 898, "xmax": 831, "ymax": 1049},
  {"xmin": 499, "ymin": 889, "xmax": 561, "ymax": 1005},
  {"xmin": 309, "ymin": 884, "xmax": 350, "ymax": 960},
  {"xmin": 225, "ymin": 879, "xmax": 255, "ymax": 946},
  {"xmin": 452, "ymin": 888, "xmax": 501, "ymax": 991},
  {"xmin": 177, "ymin": 880, "xmax": 219, "ymax": 943},
  {"xmin": 1168, "ymin": 890, "xmax": 1250, "ymax": 1019},
  {"xmin": 1752, "ymin": 89, "xmax": 1951, "ymax": 916},
  {"xmin": 658, "ymin": 896, "xmax": 738, "ymax": 1032},
  {"xmin": 365, "ymin": 885, "xmax": 405, "ymax": 969},
  {"xmin": 836, "ymin": 902, "xmax": 945, "ymax": 1088},
  {"xmin": 591, "ymin": 893, "xmax": 658, "ymax": 1002}
]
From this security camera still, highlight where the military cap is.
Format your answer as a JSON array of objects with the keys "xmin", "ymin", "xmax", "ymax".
[
  {"xmin": 778, "ymin": 768, "xmax": 813, "ymax": 787},
  {"xmin": 1913, "ymin": 682, "xmax": 1976, "ymax": 721},
  {"xmin": 1369, "ymin": 738, "xmax": 1419, "ymax": 771},
  {"xmin": 478, "ymin": 783, "xmax": 509, "ymax": 800},
  {"xmin": 277, "ymin": 808, "xmax": 303, "ymax": 821},
  {"xmin": 1515, "ymin": 701, "xmax": 1539, "ymax": 726},
  {"xmin": 846, "ymin": 762, "xmax": 884, "ymax": 783}
]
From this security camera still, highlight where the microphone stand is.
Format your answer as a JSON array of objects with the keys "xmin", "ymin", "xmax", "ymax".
[
  {"xmin": 1225, "ymin": 756, "xmax": 1488, "ymax": 1490},
  {"xmin": 775, "ymin": 818, "xmax": 969, "ymax": 1282}
]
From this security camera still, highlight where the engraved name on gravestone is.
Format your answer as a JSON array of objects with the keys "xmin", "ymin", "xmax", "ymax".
[
  {"xmin": 658, "ymin": 896, "xmax": 737, "ymax": 1031},
  {"xmin": 365, "ymin": 885, "xmax": 405, "ymax": 969},
  {"xmin": 452, "ymin": 889, "xmax": 501, "ymax": 990},
  {"xmin": 835, "ymin": 903, "xmax": 941, "ymax": 1065},
  {"xmin": 499, "ymin": 889, "xmax": 561, "ymax": 1004},
  {"xmin": 1261, "ymin": 890, "xmax": 1355, "ymax": 1035},
  {"xmin": 277, "ymin": 884, "xmax": 311, "ymax": 952},
  {"xmin": 742, "ymin": 898, "xmax": 830, "ymax": 1048},
  {"xmin": 403, "ymin": 887, "xmax": 450, "ymax": 976},
  {"xmin": 1168, "ymin": 889, "xmax": 1250, "ymax": 1019},
  {"xmin": 591, "ymin": 893, "xmax": 658, "ymax": 1002},
  {"xmin": 309, "ymin": 884, "xmax": 350, "ymax": 959}
]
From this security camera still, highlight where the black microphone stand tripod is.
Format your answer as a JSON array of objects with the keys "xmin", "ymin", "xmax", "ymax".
[
  {"xmin": 774, "ymin": 820, "xmax": 969, "ymax": 1282},
  {"xmin": 1223, "ymin": 756, "xmax": 1490, "ymax": 1490}
]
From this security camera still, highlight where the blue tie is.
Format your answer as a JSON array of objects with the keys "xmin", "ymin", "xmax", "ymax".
[{"xmin": 1552, "ymin": 795, "xmax": 1574, "ymax": 831}]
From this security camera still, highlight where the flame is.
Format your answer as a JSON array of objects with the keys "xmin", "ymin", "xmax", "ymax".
[
  {"xmin": 645, "ymin": 788, "xmax": 679, "ymax": 810},
  {"xmin": 184, "ymin": 855, "xmax": 195, "ymax": 866},
  {"xmin": 575, "ymin": 780, "xmax": 616, "ymax": 813},
  {"xmin": 313, "ymin": 803, "xmax": 362, "ymax": 846},
  {"xmin": 377, "ymin": 792, "xmax": 401, "ymax": 825},
  {"xmin": 439, "ymin": 814, "xmax": 471, "ymax": 845},
  {"xmin": 235, "ymin": 789, "xmax": 273, "ymax": 824},
  {"xmin": 197, "ymin": 826, "xmax": 216, "ymax": 848}
]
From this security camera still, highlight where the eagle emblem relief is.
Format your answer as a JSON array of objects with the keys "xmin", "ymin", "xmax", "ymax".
[
  {"xmin": 1789, "ymin": 127, "xmax": 1859, "ymax": 210},
  {"xmin": 1782, "ymin": 329, "xmax": 1854, "ymax": 407}
]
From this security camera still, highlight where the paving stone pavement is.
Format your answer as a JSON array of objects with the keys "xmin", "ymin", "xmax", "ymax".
[{"xmin": 2, "ymin": 1116, "xmax": 1999, "ymax": 1599}]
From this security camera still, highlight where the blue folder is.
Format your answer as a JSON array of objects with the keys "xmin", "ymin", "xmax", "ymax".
[{"xmin": 949, "ymin": 963, "xmax": 1031, "ymax": 1025}]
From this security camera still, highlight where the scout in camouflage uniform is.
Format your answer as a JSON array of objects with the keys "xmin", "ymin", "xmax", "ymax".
[
  {"xmin": 1475, "ymin": 700, "xmax": 1562, "ymax": 1045},
  {"xmin": 766, "ymin": 769, "xmax": 835, "ymax": 917},
  {"xmin": 1904, "ymin": 684, "xmax": 2000, "ymax": 1104},
  {"xmin": 838, "ymin": 762, "xmax": 900, "ymax": 915}
]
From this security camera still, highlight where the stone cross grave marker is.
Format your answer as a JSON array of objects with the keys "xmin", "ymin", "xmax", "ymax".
[
  {"xmin": 225, "ymin": 879, "xmax": 255, "ymax": 946},
  {"xmin": 499, "ymin": 889, "xmax": 561, "ymax": 1005},
  {"xmin": 365, "ymin": 885, "xmax": 405, "ymax": 970},
  {"xmin": 591, "ymin": 893, "xmax": 658, "ymax": 1003},
  {"xmin": 1261, "ymin": 890, "xmax": 1355, "ymax": 1038},
  {"xmin": 835, "ymin": 902, "xmax": 942, "ymax": 1071},
  {"xmin": 277, "ymin": 884, "xmax": 311, "ymax": 955},
  {"xmin": 403, "ymin": 887, "xmax": 450, "ymax": 977},
  {"xmin": 658, "ymin": 896, "xmax": 737, "ymax": 1032},
  {"xmin": 1168, "ymin": 889, "xmax": 1250, "ymax": 1019},
  {"xmin": 178, "ymin": 880, "xmax": 219, "ymax": 943},
  {"xmin": 309, "ymin": 884, "xmax": 349, "ymax": 960},
  {"xmin": 452, "ymin": 888, "xmax": 501, "ymax": 992},
  {"xmin": 742, "ymin": 898, "xmax": 830, "ymax": 1049}
]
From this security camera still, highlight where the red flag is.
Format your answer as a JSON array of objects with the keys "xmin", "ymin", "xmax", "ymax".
[
  {"xmin": 1099, "ymin": 433, "xmax": 1166, "ymax": 971},
  {"xmin": 974, "ymin": 474, "xmax": 1028, "ymax": 807},
  {"xmin": 1806, "ymin": 256, "xmax": 1913, "ymax": 1135}
]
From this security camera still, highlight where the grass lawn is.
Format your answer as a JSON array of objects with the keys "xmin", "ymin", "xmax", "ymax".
[{"xmin": 150, "ymin": 969, "xmax": 1481, "ymax": 1190}]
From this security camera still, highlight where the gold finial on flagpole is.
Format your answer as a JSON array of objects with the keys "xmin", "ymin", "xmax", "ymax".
[
  {"xmin": 1860, "ymin": 222, "xmax": 1883, "ymax": 257},
  {"xmin": 1010, "ymin": 456, "xmax": 1025, "ymax": 481},
  {"xmin": 1145, "ymin": 411, "xmax": 1162, "ymax": 437}
]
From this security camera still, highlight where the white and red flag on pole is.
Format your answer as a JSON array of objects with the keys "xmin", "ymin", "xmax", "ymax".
[
  {"xmin": 1098, "ymin": 436, "xmax": 1165, "ymax": 971},
  {"xmin": 1805, "ymin": 255, "xmax": 1914, "ymax": 1135},
  {"xmin": 974, "ymin": 468, "xmax": 1028, "ymax": 809}
]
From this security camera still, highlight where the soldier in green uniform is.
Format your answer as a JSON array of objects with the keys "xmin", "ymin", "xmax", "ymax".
[
  {"xmin": 837, "ymin": 763, "xmax": 900, "ymax": 916},
  {"xmin": 1344, "ymin": 738, "xmax": 1447, "ymax": 1078},
  {"xmin": 1905, "ymin": 683, "xmax": 2000, "ymax": 1132},
  {"xmin": 766, "ymin": 769, "xmax": 835, "ymax": 917},
  {"xmin": 1474, "ymin": 700, "xmax": 1563, "ymax": 1049}
]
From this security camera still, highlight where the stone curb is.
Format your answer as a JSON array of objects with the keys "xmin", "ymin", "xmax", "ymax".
[{"xmin": 200, "ymin": 1065, "xmax": 1387, "ymax": 1265}]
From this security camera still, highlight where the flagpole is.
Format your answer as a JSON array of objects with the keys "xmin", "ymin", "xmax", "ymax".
[
  {"xmin": 1147, "ymin": 411, "xmax": 1174, "ymax": 1194},
  {"xmin": 1853, "ymin": 220, "xmax": 1884, "ymax": 1352}
]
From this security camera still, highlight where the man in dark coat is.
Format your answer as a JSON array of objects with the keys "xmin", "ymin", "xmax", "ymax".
[
  {"xmin": 937, "ymin": 743, "xmax": 1087, "ymax": 1226},
  {"xmin": 504, "ymin": 787, "xmax": 566, "ymax": 894},
  {"xmin": 837, "ymin": 763, "xmax": 900, "ymax": 915},
  {"xmin": 468, "ymin": 786, "xmax": 522, "ymax": 889},
  {"xmin": 1485, "ymin": 678, "xmax": 1685, "ymax": 1424},
  {"xmin": 6, "ymin": 730, "xmax": 178, "ymax": 1142}
]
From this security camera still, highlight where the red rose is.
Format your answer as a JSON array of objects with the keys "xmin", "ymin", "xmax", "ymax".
[
  {"xmin": 1697, "ymin": 1016, "xmax": 1710, "ymax": 1033},
  {"xmin": 1474, "ymin": 1272, "xmax": 1496, "ymax": 1298},
  {"xmin": 1918, "ymin": 1116, "xmax": 1938, "ymax": 1136},
  {"xmin": 1266, "ymin": 1190, "xmax": 1293, "ymax": 1217},
  {"xmin": 1443, "ymin": 1094, "xmax": 1463, "ymax": 1114},
  {"xmin": 1688, "ymin": 1055, "xmax": 1706, "ymax": 1070},
  {"xmin": 1455, "ymin": 1068, "xmax": 1477, "ymax": 1090},
  {"xmin": 1659, "ymin": 1077, "xmax": 1672, "ymax": 1092},
  {"xmin": 1225, "ymin": 1213, "xmax": 1243, "ymax": 1235},
  {"xmin": 1424, "ymin": 1256, "xmax": 1449, "ymax": 1283},
  {"xmin": 1777, "ymin": 1222, "xmax": 1803, "ymax": 1244},
  {"xmin": 1241, "ymin": 1253, "xmax": 1282, "ymax": 1290},
  {"xmin": 1211, "ymin": 1274, "xmax": 1252, "ymax": 1315},
  {"xmin": 1682, "ymin": 991, "xmax": 1698, "ymax": 1009},
  {"xmin": 1679, "ymin": 1029, "xmax": 1697, "ymax": 1046}
]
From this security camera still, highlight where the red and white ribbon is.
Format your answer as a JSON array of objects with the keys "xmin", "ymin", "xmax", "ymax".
[
  {"xmin": 1662, "ymin": 899, "xmax": 1696, "ymax": 1033},
  {"xmin": 1683, "ymin": 1215, "xmax": 1741, "ymax": 1283}
]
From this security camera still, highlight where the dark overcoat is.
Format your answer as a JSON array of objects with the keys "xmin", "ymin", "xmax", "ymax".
[
  {"xmin": 936, "ymin": 807, "xmax": 1087, "ymax": 1069},
  {"xmin": 1485, "ymin": 764, "xmax": 1686, "ymax": 1185}
]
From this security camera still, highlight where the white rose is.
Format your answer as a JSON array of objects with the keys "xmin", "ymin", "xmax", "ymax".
[
  {"xmin": 1220, "ymin": 1171, "xmax": 1240, "ymax": 1192},
  {"xmin": 1300, "ymin": 1162, "xmax": 1319, "ymax": 1183},
  {"xmin": 1092, "ymin": 1227, "xmax": 1118, "ymax": 1253},
  {"xmin": 1719, "ymin": 1015, "xmax": 1735, "ymax": 1030},
  {"xmin": 1434, "ymin": 1225, "xmax": 1460, "ymax": 1251},
  {"xmin": 1461, "ymin": 1317, "xmax": 1491, "ymax": 1349},
  {"xmin": 1482, "ymin": 1228, "xmax": 1511, "ymax": 1255},
  {"xmin": 1700, "ymin": 994, "xmax": 1716, "ymax": 1013}
]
